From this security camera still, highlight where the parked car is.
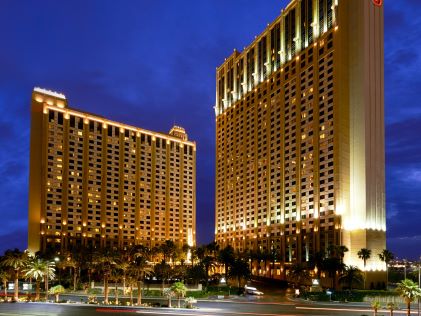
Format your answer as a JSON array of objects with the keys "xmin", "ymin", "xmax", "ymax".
[{"xmin": 244, "ymin": 285, "xmax": 264, "ymax": 295}]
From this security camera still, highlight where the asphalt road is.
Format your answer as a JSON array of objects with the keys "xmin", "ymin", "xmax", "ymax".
[{"xmin": 0, "ymin": 300, "xmax": 406, "ymax": 316}]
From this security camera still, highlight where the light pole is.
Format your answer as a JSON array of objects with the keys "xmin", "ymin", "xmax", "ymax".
[
  {"xmin": 45, "ymin": 263, "xmax": 49, "ymax": 301},
  {"xmin": 54, "ymin": 257, "xmax": 60, "ymax": 284}
]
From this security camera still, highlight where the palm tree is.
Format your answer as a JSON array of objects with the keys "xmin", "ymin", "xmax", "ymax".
[
  {"xmin": 218, "ymin": 246, "xmax": 235, "ymax": 279},
  {"xmin": 206, "ymin": 241, "xmax": 220, "ymax": 258},
  {"xmin": 371, "ymin": 300, "xmax": 381, "ymax": 316},
  {"xmin": 59, "ymin": 253, "xmax": 79, "ymax": 291},
  {"xmin": 1, "ymin": 249, "xmax": 29, "ymax": 301},
  {"xmin": 386, "ymin": 302, "xmax": 398, "ymax": 316},
  {"xmin": 227, "ymin": 258, "xmax": 251, "ymax": 292},
  {"xmin": 288, "ymin": 263, "xmax": 310, "ymax": 287},
  {"xmin": 190, "ymin": 247, "xmax": 199, "ymax": 268},
  {"xmin": 154, "ymin": 261, "xmax": 172, "ymax": 296},
  {"xmin": 339, "ymin": 265, "xmax": 363, "ymax": 290},
  {"xmin": 396, "ymin": 279, "xmax": 421, "ymax": 316},
  {"xmin": 357, "ymin": 248, "xmax": 371, "ymax": 269},
  {"xmin": 160, "ymin": 240, "xmax": 177, "ymax": 265},
  {"xmin": 311, "ymin": 250, "xmax": 326, "ymax": 280},
  {"xmin": 170, "ymin": 281, "xmax": 187, "ymax": 308},
  {"xmin": 125, "ymin": 274, "xmax": 137, "ymax": 306},
  {"xmin": 93, "ymin": 248, "xmax": 117, "ymax": 304},
  {"xmin": 201, "ymin": 256, "xmax": 216, "ymax": 287},
  {"xmin": 163, "ymin": 288, "xmax": 174, "ymax": 308},
  {"xmin": 358, "ymin": 248, "xmax": 371, "ymax": 289},
  {"xmin": 110, "ymin": 266, "xmax": 123, "ymax": 305},
  {"xmin": 0, "ymin": 269, "xmax": 10, "ymax": 299},
  {"xmin": 49, "ymin": 285, "xmax": 65, "ymax": 303},
  {"xmin": 130, "ymin": 254, "xmax": 152, "ymax": 306},
  {"xmin": 114, "ymin": 260, "xmax": 130, "ymax": 296},
  {"xmin": 321, "ymin": 257, "xmax": 344, "ymax": 290},
  {"xmin": 24, "ymin": 258, "xmax": 55, "ymax": 301},
  {"xmin": 186, "ymin": 264, "xmax": 205, "ymax": 286},
  {"xmin": 378, "ymin": 249, "xmax": 394, "ymax": 289}
]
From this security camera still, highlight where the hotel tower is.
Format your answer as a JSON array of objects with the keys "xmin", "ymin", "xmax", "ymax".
[
  {"xmin": 28, "ymin": 88, "xmax": 196, "ymax": 253},
  {"xmin": 215, "ymin": 0, "xmax": 386, "ymax": 282}
]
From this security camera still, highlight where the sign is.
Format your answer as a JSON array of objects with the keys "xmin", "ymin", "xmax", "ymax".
[
  {"xmin": 8, "ymin": 283, "xmax": 14, "ymax": 290},
  {"xmin": 23, "ymin": 283, "xmax": 32, "ymax": 291},
  {"xmin": 312, "ymin": 279, "xmax": 320, "ymax": 286},
  {"xmin": 372, "ymin": 0, "xmax": 383, "ymax": 7}
]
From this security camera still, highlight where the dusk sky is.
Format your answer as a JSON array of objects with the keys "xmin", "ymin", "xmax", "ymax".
[{"xmin": 0, "ymin": 0, "xmax": 420, "ymax": 259}]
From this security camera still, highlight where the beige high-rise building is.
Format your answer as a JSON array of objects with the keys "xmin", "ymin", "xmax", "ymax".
[
  {"xmin": 28, "ymin": 88, "xmax": 196, "ymax": 253},
  {"xmin": 215, "ymin": 0, "xmax": 386, "ymax": 283}
]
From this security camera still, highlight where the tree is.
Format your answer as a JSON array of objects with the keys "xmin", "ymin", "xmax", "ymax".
[
  {"xmin": 160, "ymin": 240, "xmax": 177, "ymax": 265},
  {"xmin": 130, "ymin": 254, "xmax": 152, "ymax": 306},
  {"xmin": 339, "ymin": 265, "xmax": 363, "ymax": 290},
  {"xmin": 24, "ymin": 258, "xmax": 55, "ymax": 301},
  {"xmin": 110, "ymin": 266, "xmax": 123, "ymax": 305},
  {"xmin": 396, "ymin": 279, "xmax": 421, "ymax": 316},
  {"xmin": 186, "ymin": 265, "xmax": 206, "ymax": 286},
  {"xmin": 386, "ymin": 302, "xmax": 398, "ymax": 316},
  {"xmin": 288, "ymin": 263, "xmax": 310, "ymax": 287},
  {"xmin": 49, "ymin": 285, "xmax": 65, "ymax": 302},
  {"xmin": 93, "ymin": 248, "xmax": 117, "ymax": 304},
  {"xmin": 310, "ymin": 250, "xmax": 326, "ymax": 280},
  {"xmin": 322, "ymin": 257, "xmax": 345, "ymax": 290},
  {"xmin": 218, "ymin": 246, "xmax": 235, "ymax": 279},
  {"xmin": 1, "ymin": 249, "xmax": 29, "ymax": 301},
  {"xmin": 114, "ymin": 260, "xmax": 130, "ymax": 296},
  {"xmin": 206, "ymin": 241, "xmax": 219, "ymax": 258},
  {"xmin": 327, "ymin": 245, "xmax": 349, "ymax": 264},
  {"xmin": 170, "ymin": 281, "xmax": 187, "ymax": 308},
  {"xmin": 163, "ymin": 288, "xmax": 175, "ymax": 308},
  {"xmin": 358, "ymin": 248, "xmax": 371, "ymax": 289},
  {"xmin": 201, "ymin": 256, "xmax": 216, "ymax": 286},
  {"xmin": 154, "ymin": 261, "xmax": 172, "ymax": 296},
  {"xmin": 378, "ymin": 249, "xmax": 394, "ymax": 288},
  {"xmin": 0, "ymin": 268, "xmax": 9, "ymax": 299},
  {"xmin": 371, "ymin": 300, "xmax": 381, "ymax": 316},
  {"xmin": 227, "ymin": 258, "xmax": 251, "ymax": 292},
  {"xmin": 59, "ymin": 252, "xmax": 79, "ymax": 291},
  {"xmin": 357, "ymin": 248, "xmax": 371, "ymax": 269},
  {"xmin": 125, "ymin": 274, "xmax": 137, "ymax": 306}
]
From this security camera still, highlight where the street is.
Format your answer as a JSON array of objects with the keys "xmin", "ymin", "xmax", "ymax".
[{"xmin": 0, "ymin": 299, "xmax": 412, "ymax": 316}]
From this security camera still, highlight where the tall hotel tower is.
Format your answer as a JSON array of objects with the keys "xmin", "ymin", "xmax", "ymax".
[
  {"xmin": 29, "ymin": 88, "xmax": 196, "ymax": 253},
  {"xmin": 215, "ymin": 0, "xmax": 385, "ymax": 281}
]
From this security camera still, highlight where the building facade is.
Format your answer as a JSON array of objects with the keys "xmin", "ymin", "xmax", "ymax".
[
  {"xmin": 215, "ymin": 0, "xmax": 385, "ymax": 281},
  {"xmin": 28, "ymin": 88, "xmax": 196, "ymax": 253}
]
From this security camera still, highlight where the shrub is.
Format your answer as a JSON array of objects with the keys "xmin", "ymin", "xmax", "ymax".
[{"xmin": 184, "ymin": 297, "xmax": 197, "ymax": 309}]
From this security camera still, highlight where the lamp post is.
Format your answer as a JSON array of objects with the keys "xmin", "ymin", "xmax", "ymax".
[
  {"xmin": 45, "ymin": 263, "xmax": 49, "ymax": 301},
  {"xmin": 54, "ymin": 257, "xmax": 60, "ymax": 284}
]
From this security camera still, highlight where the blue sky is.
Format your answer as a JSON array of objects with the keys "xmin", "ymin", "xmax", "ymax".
[{"xmin": 0, "ymin": 0, "xmax": 420, "ymax": 259}]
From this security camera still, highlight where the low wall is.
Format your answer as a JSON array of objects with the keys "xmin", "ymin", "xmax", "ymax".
[{"xmin": 90, "ymin": 283, "xmax": 202, "ymax": 292}]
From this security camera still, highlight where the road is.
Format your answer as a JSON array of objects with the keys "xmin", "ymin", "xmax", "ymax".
[{"xmin": 0, "ymin": 299, "xmax": 411, "ymax": 316}]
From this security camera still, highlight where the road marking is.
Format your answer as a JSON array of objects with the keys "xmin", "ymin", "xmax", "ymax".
[
  {"xmin": 199, "ymin": 300, "xmax": 294, "ymax": 306},
  {"xmin": 297, "ymin": 306, "xmax": 419, "ymax": 315},
  {"xmin": 135, "ymin": 310, "xmax": 297, "ymax": 316},
  {"xmin": 0, "ymin": 313, "xmax": 58, "ymax": 316}
]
